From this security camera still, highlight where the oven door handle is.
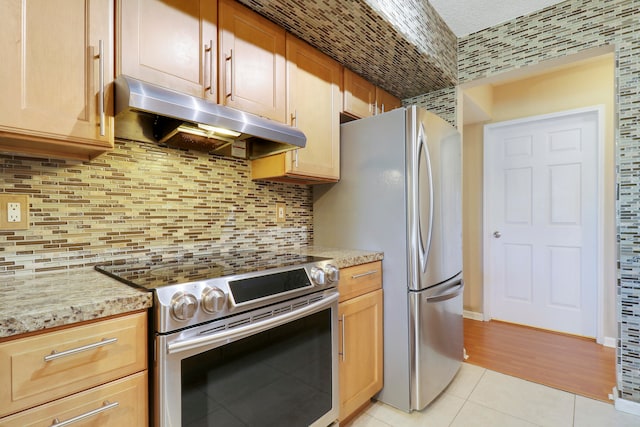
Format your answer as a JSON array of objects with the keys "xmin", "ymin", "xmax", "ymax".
[{"xmin": 167, "ymin": 292, "xmax": 339, "ymax": 355}]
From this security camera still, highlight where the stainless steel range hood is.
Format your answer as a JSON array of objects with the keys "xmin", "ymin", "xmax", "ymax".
[{"xmin": 114, "ymin": 75, "xmax": 306, "ymax": 159}]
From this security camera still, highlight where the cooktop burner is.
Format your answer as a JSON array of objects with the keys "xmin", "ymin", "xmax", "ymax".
[{"xmin": 96, "ymin": 250, "xmax": 328, "ymax": 290}]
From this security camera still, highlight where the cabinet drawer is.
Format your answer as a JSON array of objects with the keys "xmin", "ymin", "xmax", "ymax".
[
  {"xmin": 0, "ymin": 371, "xmax": 148, "ymax": 427},
  {"xmin": 338, "ymin": 261, "xmax": 382, "ymax": 302},
  {"xmin": 0, "ymin": 312, "xmax": 147, "ymax": 417}
]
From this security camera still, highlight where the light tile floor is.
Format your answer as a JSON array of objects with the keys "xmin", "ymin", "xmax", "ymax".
[{"xmin": 345, "ymin": 363, "xmax": 640, "ymax": 427}]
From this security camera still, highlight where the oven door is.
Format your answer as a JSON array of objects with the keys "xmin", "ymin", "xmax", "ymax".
[{"xmin": 155, "ymin": 290, "xmax": 339, "ymax": 427}]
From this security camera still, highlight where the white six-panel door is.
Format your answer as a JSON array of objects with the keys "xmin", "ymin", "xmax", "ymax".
[{"xmin": 483, "ymin": 108, "xmax": 601, "ymax": 337}]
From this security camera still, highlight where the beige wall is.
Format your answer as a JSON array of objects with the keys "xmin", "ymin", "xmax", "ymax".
[
  {"xmin": 461, "ymin": 54, "xmax": 616, "ymax": 338},
  {"xmin": 462, "ymin": 122, "xmax": 484, "ymax": 312}
]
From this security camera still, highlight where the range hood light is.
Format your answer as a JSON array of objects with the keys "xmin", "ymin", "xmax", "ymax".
[{"xmin": 197, "ymin": 123, "xmax": 241, "ymax": 138}]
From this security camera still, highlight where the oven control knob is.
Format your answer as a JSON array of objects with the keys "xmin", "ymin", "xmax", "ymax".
[
  {"xmin": 201, "ymin": 287, "xmax": 227, "ymax": 314},
  {"xmin": 170, "ymin": 292, "xmax": 198, "ymax": 321},
  {"xmin": 310, "ymin": 266, "xmax": 326, "ymax": 285},
  {"xmin": 325, "ymin": 264, "xmax": 339, "ymax": 283}
]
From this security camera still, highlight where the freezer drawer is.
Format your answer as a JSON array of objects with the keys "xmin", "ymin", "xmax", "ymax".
[{"xmin": 409, "ymin": 275, "xmax": 463, "ymax": 410}]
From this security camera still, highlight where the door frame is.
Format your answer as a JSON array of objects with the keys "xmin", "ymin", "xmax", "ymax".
[{"xmin": 482, "ymin": 105, "xmax": 605, "ymax": 343}]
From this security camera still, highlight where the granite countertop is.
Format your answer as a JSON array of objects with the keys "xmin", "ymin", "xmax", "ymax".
[
  {"xmin": 0, "ymin": 247, "xmax": 381, "ymax": 340},
  {"xmin": 299, "ymin": 246, "xmax": 383, "ymax": 269},
  {"xmin": 0, "ymin": 268, "xmax": 152, "ymax": 339}
]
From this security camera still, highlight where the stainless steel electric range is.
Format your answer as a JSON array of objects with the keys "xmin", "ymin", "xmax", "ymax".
[{"xmin": 96, "ymin": 250, "xmax": 340, "ymax": 427}]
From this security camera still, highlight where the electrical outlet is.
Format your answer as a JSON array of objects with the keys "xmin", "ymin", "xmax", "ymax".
[
  {"xmin": 7, "ymin": 202, "xmax": 21, "ymax": 222},
  {"xmin": 0, "ymin": 194, "xmax": 29, "ymax": 230},
  {"xmin": 276, "ymin": 203, "xmax": 286, "ymax": 223}
]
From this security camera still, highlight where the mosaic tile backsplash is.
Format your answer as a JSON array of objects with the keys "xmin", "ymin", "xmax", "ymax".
[
  {"xmin": 235, "ymin": 0, "xmax": 457, "ymax": 99},
  {"xmin": 0, "ymin": 140, "xmax": 313, "ymax": 275},
  {"xmin": 454, "ymin": 0, "xmax": 640, "ymax": 404},
  {"xmin": 404, "ymin": 86, "xmax": 457, "ymax": 128}
]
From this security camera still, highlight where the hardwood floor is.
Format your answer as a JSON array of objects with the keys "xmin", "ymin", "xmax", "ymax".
[{"xmin": 463, "ymin": 318, "xmax": 616, "ymax": 402}]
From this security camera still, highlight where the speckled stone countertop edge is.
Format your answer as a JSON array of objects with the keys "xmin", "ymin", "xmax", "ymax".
[
  {"xmin": 298, "ymin": 246, "xmax": 384, "ymax": 268},
  {"xmin": 0, "ymin": 268, "xmax": 152, "ymax": 340}
]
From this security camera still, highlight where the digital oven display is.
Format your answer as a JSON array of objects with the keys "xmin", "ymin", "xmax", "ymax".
[{"xmin": 228, "ymin": 268, "xmax": 312, "ymax": 304}]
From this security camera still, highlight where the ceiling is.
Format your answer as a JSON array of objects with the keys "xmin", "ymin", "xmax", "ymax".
[{"xmin": 429, "ymin": 0, "xmax": 567, "ymax": 37}]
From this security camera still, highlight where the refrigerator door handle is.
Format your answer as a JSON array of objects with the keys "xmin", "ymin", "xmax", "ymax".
[
  {"xmin": 417, "ymin": 124, "xmax": 434, "ymax": 274},
  {"xmin": 425, "ymin": 281, "xmax": 464, "ymax": 303}
]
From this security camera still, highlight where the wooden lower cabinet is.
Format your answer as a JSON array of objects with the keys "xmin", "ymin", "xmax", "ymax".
[
  {"xmin": 338, "ymin": 262, "xmax": 383, "ymax": 422},
  {"xmin": 0, "ymin": 371, "xmax": 148, "ymax": 427},
  {"xmin": 0, "ymin": 312, "xmax": 148, "ymax": 425}
]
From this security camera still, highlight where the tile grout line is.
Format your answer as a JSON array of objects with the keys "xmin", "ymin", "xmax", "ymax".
[
  {"xmin": 448, "ymin": 366, "xmax": 486, "ymax": 427},
  {"xmin": 465, "ymin": 368, "xmax": 574, "ymax": 427}
]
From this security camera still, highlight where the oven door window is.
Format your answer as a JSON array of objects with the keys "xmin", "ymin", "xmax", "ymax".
[{"xmin": 181, "ymin": 309, "xmax": 333, "ymax": 427}]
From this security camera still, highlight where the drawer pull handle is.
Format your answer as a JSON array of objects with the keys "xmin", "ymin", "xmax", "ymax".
[
  {"xmin": 351, "ymin": 270, "xmax": 378, "ymax": 279},
  {"xmin": 44, "ymin": 337, "xmax": 118, "ymax": 362},
  {"xmin": 338, "ymin": 314, "xmax": 346, "ymax": 361},
  {"xmin": 50, "ymin": 400, "xmax": 119, "ymax": 427}
]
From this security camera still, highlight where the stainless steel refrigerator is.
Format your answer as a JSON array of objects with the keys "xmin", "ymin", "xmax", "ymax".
[{"xmin": 313, "ymin": 105, "xmax": 463, "ymax": 412}]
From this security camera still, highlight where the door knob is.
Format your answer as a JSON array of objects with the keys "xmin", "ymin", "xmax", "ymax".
[{"xmin": 493, "ymin": 231, "xmax": 502, "ymax": 238}]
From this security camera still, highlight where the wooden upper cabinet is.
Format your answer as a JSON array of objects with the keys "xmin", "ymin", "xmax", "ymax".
[
  {"xmin": 375, "ymin": 86, "xmax": 402, "ymax": 114},
  {"xmin": 0, "ymin": 0, "xmax": 115, "ymax": 160},
  {"xmin": 251, "ymin": 35, "xmax": 341, "ymax": 183},
  {"xmin": 343, "ymin": 68, "xmax": 402, "ymax": 119},
  {"xmin": 343, "ymin": 68, "xmax": 376, "ymax": 119},
  {"xmin": 218, "ymin": 0, "xmax": 286, "ymax": 122},
  {"xmin": 117, "ymin": 0, "xmax": 217, "ymax": 101}
]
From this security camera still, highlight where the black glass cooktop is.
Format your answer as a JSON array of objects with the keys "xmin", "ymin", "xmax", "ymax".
[{"xmin": 95, "ymin": 250, "xmax": 327, "ymax": 290}]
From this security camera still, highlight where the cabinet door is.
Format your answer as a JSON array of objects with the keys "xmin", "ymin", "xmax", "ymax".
[
  {"xmin": 286, "ymin": 36, "xmax": 342, "ymax": 181},
  {"xmin": 339, "ymin": 289, "xmax": 383, "ymax": 421},
  {"xmin": 250, "ymin": 36, "xmax": 341, "ymax": 183},
  {"xmin": 0, "ymin": 0, "xmax": 114, "ymax": 160},
  {"xmin": 218, "ymin": 0, "xmax": 286, "ymax": 122},
  {"xmin": 285, "ymin": 35, "xmax": 341, "ymax": 180},
  {"xmin": 117, "ymin": 0, "xmax": 217, "ymax": 101},
  {"xmin": 376, "ymin": 87, "xmax": 402, "ymax": 114},
  {"xmin": 343, "ymin": 68, "xmax": 375, "ymax": 119}
]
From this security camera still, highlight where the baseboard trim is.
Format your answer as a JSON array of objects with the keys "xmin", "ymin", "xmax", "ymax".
[
  {"xmin": 463, "ymin": 310, "xmax": 484, "ymax": 321},
  {"xmin": 603, "ymin": 336, "xmax": 616, "ymax": 348},
  {"xmin": 614, "ymin": 389, "xmax": 640, "ymax": 416}
]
